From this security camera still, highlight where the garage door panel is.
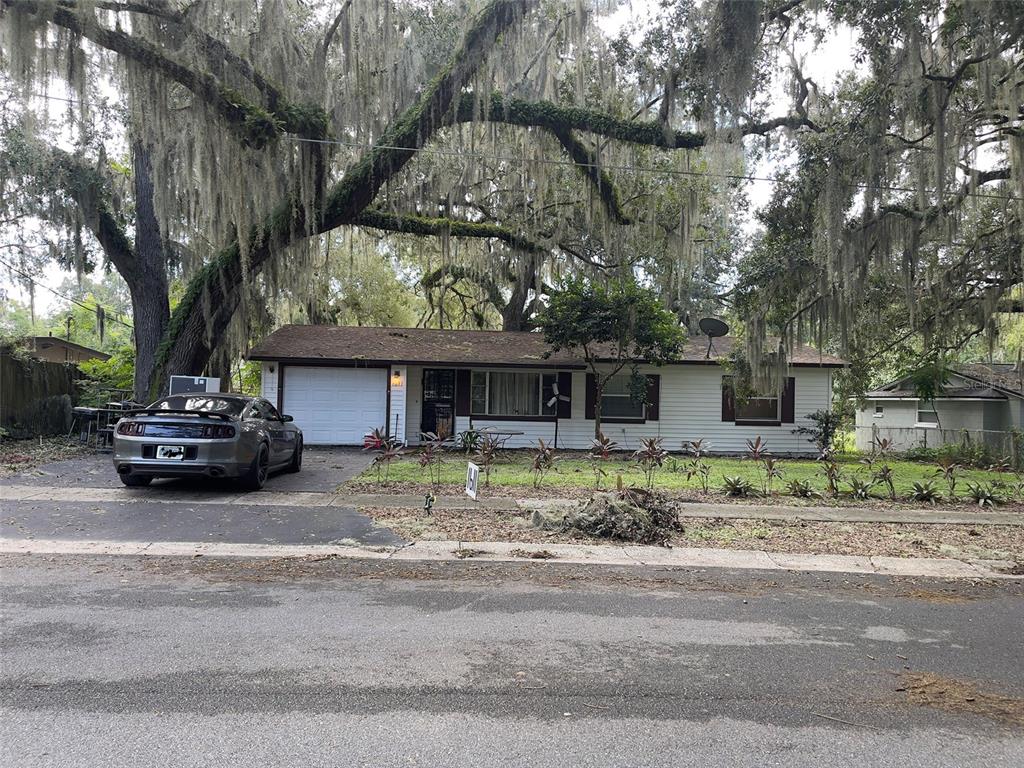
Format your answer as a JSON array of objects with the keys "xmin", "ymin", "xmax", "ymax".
[{"xmin": 283, "ymin": 367, "xmax": 386, "ymax": 445}]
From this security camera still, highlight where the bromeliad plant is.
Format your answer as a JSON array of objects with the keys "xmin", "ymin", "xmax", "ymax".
[
  {"xmin": 457, "ymin": 428, "xmax": 483, "ymax": 454},
  {"xmin": 589, "ymin": 433, "xmax": 619, "ymax": 490},
  {"xmin": 965, "ymin": 481, "xmax": 1000, "ymax": 508},
  {"xmin": 847, "ymin": 477, "xmax": 874, "ymax": 501},
  {"xmin": 532, "ymin": 438, "xmax": 557, "ymax": 489},
  {"xmin": 910, "ymin": 480, "xmax": 942, "ymax": 504},
  {"xmin": 633, "ymin": 437, "xmax": 668, "ymax": 490},
  {"xmin": 722, "ymin": 475, "xmax": 755, "ymax": 497},
  {"xmin": 787, "ymin": 479, "xmax": 815, "ymax": 498}
]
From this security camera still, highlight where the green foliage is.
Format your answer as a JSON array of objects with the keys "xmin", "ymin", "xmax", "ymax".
[
  {"xmin": 538, "ymin": 278, "xmax": 684, "ymax": 365},
  {"xmin": 234, "ymin": 361, "xmax": 261, "ymax": 396},
  {"xmin": 531, "ymin": 439, "xmax": 557, "ymax": 489},
  {"xmin": 792, "ymin": 410, "xmax": 845, "ymax": 456},
  {"xmin": 910, "ymin": 481, "xmax": 942, "ymax": 504},
  {"xmin": 632, "ymin": 437, "xmax": 668, "ymax": 490},
  {"xmin": 847, "ymin": 477, "xmax": 874, "ymax": 500},
  {"xmin": 722, "ymin": 475, "xmax": 754, "ymax": 497},
  {"xmin": 77, "ymin": 344, "xmax": 135, "ymax": 406},
  {"xmin": 965, "ymin": 482, "xmax": 999, "ymax": 508},
  {"xmin": 589, "ymin": 433, "xmax": 619, "ymax": 489},
  {"xmin": 786, "ymin": 479, "xmax": 815, "ymax": 498},
  {"xmin": 473, "ymin": 434, "xmax": 502, "ymax": 488}
]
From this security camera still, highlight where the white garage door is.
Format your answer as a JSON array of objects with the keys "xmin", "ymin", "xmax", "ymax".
[{"xmin": 283, "ymin": 366, "xmax": 387, "ymax": 445}]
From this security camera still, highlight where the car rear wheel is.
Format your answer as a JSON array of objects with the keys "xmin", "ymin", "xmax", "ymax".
[
  {"xmin": 286, "ymin": 437, "xmax": 303, "ymax": 473},
  {"xmin": 239, "ymin": 444, "xmax": 270, "ymax": 491},
  {"xmin": 120, "ymin": 473, "xmax": 152, "ymax": 487}
]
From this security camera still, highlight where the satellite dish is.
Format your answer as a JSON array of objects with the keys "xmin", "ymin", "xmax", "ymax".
[{"xmin": 698, "ymin": 317, "xmax": 730, "ymax": 359}]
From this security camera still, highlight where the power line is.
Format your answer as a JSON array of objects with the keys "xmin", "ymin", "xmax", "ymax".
[
  {"xmin": 280, "ymin": 134, "xmax": 1024, "ymax": 204},
  {"xmin": 0, "ymin": 254, "xmax": 134, "ymax": 330},
  {"xmin": 6, "ymin": 88, "xmax": 1021, "ymax": 203}
]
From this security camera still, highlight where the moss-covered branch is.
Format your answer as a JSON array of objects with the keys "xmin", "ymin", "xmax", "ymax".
[
  {"xmin": 152, "ymin": 1, "xmax": 535, "ymax": 392},
  {"xmin": 456, "ymin": 92, "xmax": 820, "ymax": 149},
  {"xmin": 549, "ymin": 127, "xmax": 632, "ymax": 225},
  {"xmin": 7, "ymin": 0, "xmax": 329, "ymax": 147},
  {"xmin": 354, "ymin": 210, "xmax": 548, "ymax": 254}
]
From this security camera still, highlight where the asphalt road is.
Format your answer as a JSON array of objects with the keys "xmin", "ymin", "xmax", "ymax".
[{"xmin": 1, "ymin": 555, "xmax": 1021, "ymax": 767}]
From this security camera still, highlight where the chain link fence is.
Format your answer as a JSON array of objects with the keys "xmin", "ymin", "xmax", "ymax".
[{"xmin": 854, "ymin": 424, "xmax": 1024, "ymax": 467}]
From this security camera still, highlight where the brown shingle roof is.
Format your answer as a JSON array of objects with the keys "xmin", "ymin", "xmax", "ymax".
[{"xmin": 248, "ymin": 325, "xmax": 845, "ymax": 368}]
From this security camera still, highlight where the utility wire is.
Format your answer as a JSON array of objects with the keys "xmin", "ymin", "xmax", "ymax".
[
  {"xmin": 0, "ymin": 254, "xmax": 134, "ymax": 330},
  {"xmin": 7, "ymin": 89, "xmax": 1022, "ymax": 203}
]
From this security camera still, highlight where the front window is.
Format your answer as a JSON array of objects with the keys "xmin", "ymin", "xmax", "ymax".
[
  {"xmin": 917, "ymin": 402, "xmax": 938, "ymax": 426},
  {"xmin": 151, "ymin": 396, "xmax": 246, "ymax": 417},
  {"xmin": 601, "ymin": 374, "xmax": 644, "ymax": 419},
  {"xmin": 736, "ymin": 395, "xmax": 780, "ymax": 422},
  {"xmin": 471, "ymin": 371, "xmax": 556, "ymax": 417}
]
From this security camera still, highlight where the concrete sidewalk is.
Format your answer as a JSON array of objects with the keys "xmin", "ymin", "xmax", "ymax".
[
  {"xmin": 3, "ymin": 483, "xmax": 1023, "ymax": 525},
  {"xmin": 1, "ymin": 534, "xmax": 1018, "ymax": 579}
]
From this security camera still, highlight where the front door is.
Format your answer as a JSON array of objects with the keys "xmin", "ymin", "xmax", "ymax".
[{"xmin": 421, "ymin": 369, "xmax": 456, "ymax": 440}]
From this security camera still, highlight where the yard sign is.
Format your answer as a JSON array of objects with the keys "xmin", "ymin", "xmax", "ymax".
[{"xmin": 465, "ymin": 462, "xmax": 480, "ymax": 500}]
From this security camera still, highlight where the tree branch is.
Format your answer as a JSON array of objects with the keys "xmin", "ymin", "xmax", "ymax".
[
  {"xmin": 6, "ymin": 0, "xmax": 328, "ymax": 146},
  {"xmin": 549, "ymin": 127, "xmax": 633, "ymax": 225},
  {"xmin": 354, "ymin": 210, "xmax": 548, "ymax": 254}
]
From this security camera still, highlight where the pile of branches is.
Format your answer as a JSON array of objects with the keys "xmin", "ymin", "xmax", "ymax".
[{"xmin": 559, "ymin": 488, "xmax": 682, "ymax": 546}]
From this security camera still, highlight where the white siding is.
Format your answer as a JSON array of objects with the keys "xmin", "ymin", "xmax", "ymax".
[
  {"xmin": 388, "ymin": 365, "xmax": 407, "ymax": 442},
  {"xmin": 459, "ymin": 364, "xmax": 832, "ymax": 454},
  {"xmin": 855, "ymin": 394, "xmax": 1015, "ymax": 452},
  {"xmin": 261, "ymin": 362, "xmax": 278, "ymax": 404}
]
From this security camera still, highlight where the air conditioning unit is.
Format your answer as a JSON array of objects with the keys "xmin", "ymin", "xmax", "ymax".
[{"xmin": 169, "ymin": 375, "xmax": 221, "ymax": 395}]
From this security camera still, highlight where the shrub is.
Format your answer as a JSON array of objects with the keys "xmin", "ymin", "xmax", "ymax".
[
  {"xmin": 847, "ymin": 477, "xmax": 874, "ymax": 500},
  {"xmin": 418, "ymin": 432, "xmax": 448, "ymax": 488},
  {"xmin": 792, "ymin": 409, "xmax": 844, "ymax": 455},
  {"xmin": 819, "ymin": 459, "xmax": 843, "ymax": 498},
  {"xmin": 762, "ymin": 457, "xmax": 784, "ymax": 496},
  {"xmin": 910, "ymin": 481, "xmax": 941, "ymax": 504},
  {"xmin": 722, "ymin": 476, "xmax": 755, "ymax": 497},
  {"xmin": 683, "ymin": 438, "xmax": 712, "ymax": 493},
  {"xmin": 633, "ymin": 437, "xmax": 668, "ymax": 490},
  {"xmin": 363, "ymin": 427, "xmax": 403, "ymax": 483},
  {"xmin": 457, "ymin": 428, "xmax": 482, "ymax": 454},
  {"xmin": 787, "ymin": 479, "xmax": 815, "ymax": 498},
  {"xmin": 965, "ymin": 482, "xmax": 999, "ymax": 508},
  {"xmin": 872, "ymin": 463, "xmax": 897, "ymax": 501}
]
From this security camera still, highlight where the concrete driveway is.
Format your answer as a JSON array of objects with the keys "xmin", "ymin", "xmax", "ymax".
[{"xmin": 5, "ymin": 446, "xmax": 372, "ymax": 493}]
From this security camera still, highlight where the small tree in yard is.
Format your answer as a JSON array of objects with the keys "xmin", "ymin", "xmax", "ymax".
[
  {"xmin": 792, "ymin": 410, "xmax": 845, "ymax": 456},
  {"xmin": 538, "ymin": 279, "xmax": 684, "ymax": 440}
]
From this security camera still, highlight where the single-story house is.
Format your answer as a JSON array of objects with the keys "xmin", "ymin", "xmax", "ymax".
[
  {"xmin": 247, "ymin": 325, "xmax": 845, "ymax": 453},
  {"xmin": 25, "ymin": 336, "xmax": 110, "ymax": 365},
  {"xmin": 854, "ymin": 364, "xmax": 1024, "ymax": 453}
]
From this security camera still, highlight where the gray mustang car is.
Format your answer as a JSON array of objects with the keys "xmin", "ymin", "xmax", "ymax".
[{"xmin": 112, "ymin": 393, "xmax": 303, "ymax": 490}]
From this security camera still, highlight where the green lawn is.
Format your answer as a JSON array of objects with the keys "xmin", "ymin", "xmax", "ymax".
[{"xmin": 356, "ymin": 450, "xmax": 1015, "ymax": 499}]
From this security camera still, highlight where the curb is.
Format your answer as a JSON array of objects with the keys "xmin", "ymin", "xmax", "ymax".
[{"xmin": 0, "ymin": 536, "xmax": 1018, "ymax": 580}]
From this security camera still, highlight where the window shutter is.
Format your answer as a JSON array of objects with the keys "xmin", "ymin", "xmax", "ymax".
[
  {"xmin": 455, "ymin": 369, "xmax": 471, "ymax": 417},
  {"xmin": 585, "ymin": 373, "xmax": 596, "ymax": 420},
  {"xmin": 781, "ymin": 376, "xmax": 796, "ymax": 424},
  {"xmin": 645, "ymin": 374, "xmax": 660, "ymax": 421},
  {"xmin": 557, "ymin": 371, "xmax": 572, "ymax": 419},
  {"xmin": 721, "ymin": 377, "xmax": 735, "ymax": 422}
]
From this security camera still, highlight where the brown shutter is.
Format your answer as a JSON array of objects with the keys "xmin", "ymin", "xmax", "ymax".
[
  {"xmin": 585, "ymin": 373, "xmax": 596, "ymax": 420},
  {"xmin": 645, "ymin": 374, "xmax": 660, "ymax": 421},
  {"xmin": 721, "ymin": 376, "xmax": 735, "ymax": 422},
  {"xmin": 781, "ymin": 376, "xmax": 796, "ymax": 424},
  {"xmin": 557, "ymin": 371, "xmax": 572, "ymax": 419},
  {"xmin": 455, "ymin": 369, "xmax": 471, "ymax": 416}
]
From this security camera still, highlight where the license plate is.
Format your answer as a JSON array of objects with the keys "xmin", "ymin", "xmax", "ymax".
[{"xmin": 157, "ymin": 445, "xmax": 186, "ymax": 460}]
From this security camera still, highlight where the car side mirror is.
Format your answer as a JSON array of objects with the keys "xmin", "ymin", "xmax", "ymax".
[{"xmin": 281, "ymin": 414, "xmax": 294, "ymax": 422}]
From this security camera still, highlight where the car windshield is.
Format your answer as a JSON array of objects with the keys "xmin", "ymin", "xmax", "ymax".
[{"xmin": 150, "ymin": 396, "xmax": 247, "ymax": 417}]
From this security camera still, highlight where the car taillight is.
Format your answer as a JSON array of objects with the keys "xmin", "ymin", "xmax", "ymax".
[
  {"xmin": 116, "ymin": 421, "xmax": 145, "ymax": 436},
  {"xmin": 201, "ymin": 424, "xmax": 236, "ymax": 439}
]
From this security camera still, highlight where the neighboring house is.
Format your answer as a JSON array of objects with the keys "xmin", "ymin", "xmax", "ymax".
[
  {"xmin": 25, "ymin": 336, "xmax": 110, "ymax": 365},
  {"xmin": 248, "ymin": 325, "xmax": 844, "ymax": 453},
  {"xmin": 854, "ymin": 364, "xmax": 1024, "ymax": 454}
]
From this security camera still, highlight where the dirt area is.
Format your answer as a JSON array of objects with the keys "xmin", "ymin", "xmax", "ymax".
[
  {"xmin": 0, "ymin": 438, "xmax": 90, "ymax": 477},
  {"xmin": 364, "ymin": 505, "xmax": 1024, "ymax": 562},
  {"xmin": 899, "ymin": 671, "xmax": 1024, "ymax": 727}
]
